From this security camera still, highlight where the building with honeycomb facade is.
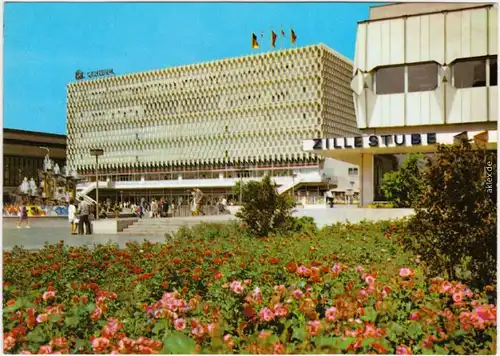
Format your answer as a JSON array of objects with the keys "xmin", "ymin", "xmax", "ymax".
[{"xmin": 68, "ymin": 44, "xmax": 361, "ymax": 204}]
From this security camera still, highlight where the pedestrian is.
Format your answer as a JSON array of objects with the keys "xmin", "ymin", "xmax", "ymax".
[
  {"xmin": 194, "ymin": 188, "xmax": 205, "ymax": 216},
  {"xmin": 113, "ymin": 201, "xmax": 120, "ymax": 219},
  {"xmin": 163, "ymin": 199, "xmax": 169, "ymax": 217},
  {"xmin": 171, "ymin": 202, "xmax": 176, "ymax": 217},
  {"xmin": 151, "ymin": 199, "xmax": 158, "ymax": 218},
  {"xmin": 68, "ymin": 199, "xmax": 77, "ymax": 234},
  {"xmin": 16, "ymin": 200, "xmax": 30, "ymax": 229},
  {"xmin": 78, "ymin": 197, "xmax": 91, "ymax": 235},
  {"xmin": 190, "ymin": 192, "xmax": 197, "ymax": 216},
  {"xmin": 326, "ymin": 190, "xmax": 334, "ymax": 208}
]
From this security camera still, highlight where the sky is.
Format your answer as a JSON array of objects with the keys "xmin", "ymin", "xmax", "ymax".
[{"xmin": 4, "ymin": 2, "xmax": 381, "ymax": 135}]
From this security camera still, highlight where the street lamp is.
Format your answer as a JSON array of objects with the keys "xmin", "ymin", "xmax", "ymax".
[
  {"xmin": 90, "ymin": 149, "xmax": 104, "ymax": 220},
  {"xmin": 239, "ymin": 176, "xmax": 243, "ymax": 204},
  {"xmin": 292, "ymin": 173, "xmax": 297, "ymax": 200},
  {"xmin": 39, "ymin": 146, "xmax": 50, "ymax": 157}
]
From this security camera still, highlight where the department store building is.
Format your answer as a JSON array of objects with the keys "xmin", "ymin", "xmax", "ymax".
[
  {"xmin": 68, "ymin": 44, "xmax": 361, "ymax": 203},
  {"xmin": 304, "ymin": 2, "xmax": 498, "ymax": 206}
]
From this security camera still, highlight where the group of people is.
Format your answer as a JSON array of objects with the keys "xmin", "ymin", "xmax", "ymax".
[
  {"xmin": 149, "ymin": 199, "xmax": 171, "ymax": 218},
  {"xmin": 68, "ymin": 197, "xmax": 92, "ymax": 235}
]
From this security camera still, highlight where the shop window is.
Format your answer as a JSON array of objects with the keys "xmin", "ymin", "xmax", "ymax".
[
  {"xmin": 490, "ymin": 57, "xmax": 497, "ymax": 86},
  {"xmin": 408, "ymin": 62, "xmax": 438, "ymax": 92},
  {"xmin": 375, "ymin": 66, "xmax": 405, "ymax": 94},
  {"xmin": 453, "ymin": 58, "xmax": 487, "ymax": 88},
  {"xmin": 348, "ymin": 167, "xmax": 358, "ymax": 176}
]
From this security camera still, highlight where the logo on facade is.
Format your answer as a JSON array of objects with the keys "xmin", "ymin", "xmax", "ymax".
[
  {"xmin": 87, "ymin": 69, "xmax": 115, "ymax": 79},
  {"xmin": 75, "ymin": 70, "xmax": 84, "ymax": 80},
  {"xmin": 75, "ymin": 69, "xmax": 115, "ymax": 81}
]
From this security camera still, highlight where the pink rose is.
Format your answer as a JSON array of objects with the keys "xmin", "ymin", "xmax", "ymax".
[
  {"xmin": 42, "ymin": 291, "xmax": 56, "ymax": 301},
  {"xmin": 36, "ymin": 313, "xmax": 48, "ymax": 323},
  {"xmin": 331, "ymin": 263, "xmax": 342, "ymax": 275},
  {"xmin": 306, "ymin": 320, "xmax": 321, "ymax": 336},
  {"xmin": 92, "ymin": 337, "xmax": 110, "ymax": 353},
  {"xmin": 230, "ymin": 281, "xmax": 244, "ymax": 294},
  {"xmin": 452, "ymin": 292, "xmax": 464, "ymax": 303},
  {"xmin": 174, "ymin": 318, "xmax": 186, "ymax": 331},
  {"xmin": 3, "ymin": 335, "xmax": 16, "ymax": 352},
  {"xmin": 399, "ymin": 268, "xmax": 413, "ymax": 278},
  {"xmin": 259, "ymin": 307, "xmax": 275, "ymax": 322},
  {"xmin": 38, "ymin": 345, "xmax": 52, "ymax": 354},
  {"xmin": 273, "ymin": 304, "xmax": 289, "ymax": 318},
  {"xmin": 396, "ymin": 345, "xmax": 412, "ymax": 354},
  {"xmin": 325, "ymin": 307, "xmax": 337, "ymax": 322}
]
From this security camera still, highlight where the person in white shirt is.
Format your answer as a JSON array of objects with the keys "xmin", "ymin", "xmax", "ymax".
[
  {"xmin": 326, "ymin": 190, "xmax": 334, "ymax": 208},
  {"xmin": 68, "ymin": 199, "xmax": 77, "ymax": 234}
]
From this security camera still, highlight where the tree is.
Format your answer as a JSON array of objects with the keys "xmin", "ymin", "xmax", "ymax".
[
  {"xmin": 380, "ymin": 153, "xmax": 425, "ymax": 208},
  {"xmin": 407, "ymin": 138, "xmax": 497, "ymax": 287},
  {"xmin": 235, "ymin": 175, "xmax": 296, "ymax": 237}
]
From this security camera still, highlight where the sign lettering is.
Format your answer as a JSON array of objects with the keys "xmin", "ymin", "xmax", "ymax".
[
  {"xmin": 312, "ymin": 133, "xmax": 438, "ymax": 150},
  {"xmin": 75, "ymin": 68, "xmax": 115, "ymax": 81}
]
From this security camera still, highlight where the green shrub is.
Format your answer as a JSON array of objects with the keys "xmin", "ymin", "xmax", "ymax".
[
  {"xmin": 235, "ymin": 175, "xmax": 296, "ymax": 237},
  {"xmin": 380, "ymin": 153, "xmax": 425, "ymax": 208},
  {"xmin": 407, "ymin": 138, "xmax": 497, "ymax": 287}
]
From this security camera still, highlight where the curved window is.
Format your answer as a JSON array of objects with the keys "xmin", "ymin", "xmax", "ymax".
[
  {"xmin": 490, "ymin": 57, "xmax": 497, "ymax": 86},
  {"xmin": 375, "ymin": 66, "xmax": 405, "ymax": 94},
  {"xmin": 408, "ymin": 62, "xmax": 438, "ymax": 92},
  {"xmin": 453, "ymin": 59, "xmax": 487, "ymax": 88}
]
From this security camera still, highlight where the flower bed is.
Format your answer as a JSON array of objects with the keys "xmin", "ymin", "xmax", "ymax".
[{"xmin": 3, "ymin": 221, "xmax": 496, "ymax": 354}]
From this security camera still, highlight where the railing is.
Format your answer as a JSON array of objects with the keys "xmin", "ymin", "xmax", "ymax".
[{"xmin": 76, "ymin": 192, "xmax": 96, "ymax": 205}]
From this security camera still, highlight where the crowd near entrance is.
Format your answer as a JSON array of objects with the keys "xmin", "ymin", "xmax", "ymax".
[{"xmin": 90, "ymin": 187, "xmax": 236, "ymax": 218}]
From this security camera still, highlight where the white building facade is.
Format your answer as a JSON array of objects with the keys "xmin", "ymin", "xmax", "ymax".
[
  {"xmin": 67, "ymin": 44, "xmax": 360, "ymax": 203},
  {"xmin": 304, "ymin": 3, "xmax": 498, "ymax": 206}
]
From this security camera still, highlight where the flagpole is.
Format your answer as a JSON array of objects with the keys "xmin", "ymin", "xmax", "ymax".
[
  {"xmin": 280, "ymin": 25, "xmax": 284, "ymax": 50},
  {"xmin": 270, "ymin": 27, "xmax": 273, "ymax": 52},
  {"xmin": 260, "ymin": 30, "xmax": 264, "ymax": 54}
]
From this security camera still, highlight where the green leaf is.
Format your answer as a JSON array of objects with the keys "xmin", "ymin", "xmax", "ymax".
[
  {"xmin": 49, "ymin": 314, "xmax": 62, "ymax": 323},
  {"xmin": 361, "ymin": 307, "xmax": 377, "ymax": 322},
  {"xmin": 407, "ymin": 322, "xmax": 423, "ymax": 339},
  {"xmin": 162, "ymin": 332, "xmax": 197, "ymax": 354},
  {"xmin": 74, "ymin": 339, "xmax": 91, "ymax": 350},
  {"xmin": 434, "ymin": 345, "xmax": 449, "ymax": 355},
  {"xmin": 64, "ymin": 316, "xmax": 80, "ymax": 327},
  {"xmin": 292, "ymin": 326, "xmax": 306, "ymax": 342},
  {"xmin": 85, "ymin": 303, "xmax": 96, "ymax": 313},
  {"xmin": 152, "ymin": 319, "xmax": 168, "ymax": 335},
  {"xmin": 27, "ymin": 328, "xmax": 46, "ymax": 343}
]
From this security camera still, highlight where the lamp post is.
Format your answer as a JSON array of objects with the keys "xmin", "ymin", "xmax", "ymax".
[
  {"xmin": 292, "ymin": 173, "xmax": 297, "ymax": 200},
  {"xmin": 39, "ymin": 146, "xmax": 50, "ymax": 157},
  {"xmin": 90, "ymin": 149, "xmax": 104, "ymax": 220},
  {"xmin": 239, "ymin": 176, "xmax": 243, "ymax": 204}
]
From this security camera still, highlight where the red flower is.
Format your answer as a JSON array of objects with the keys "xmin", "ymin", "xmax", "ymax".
[
  {"xmin": 268, "ymin": 257, "xmax": 280, "ymax": 265},
  {"xmin": 243, "ymin": 306, "xmax": 256, "ymax": 318},
  {"xmin": 372, "ymin": 343, "xmax": 388, "ymax": 353},
  {"xmin": 286, "ymin": 262, "xmax": 297, "ymax": 273}
]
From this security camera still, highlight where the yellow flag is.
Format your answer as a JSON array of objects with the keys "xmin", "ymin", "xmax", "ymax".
[
  {"xmin": 291, "ymin": 29, "xmax": 297, "ymax": 45},
  {"xmin": 252, "ymin": 33, "xmax": 259, "ymax": 49},
  {"xmin": 271, "ymin": 30, "xmax": 277, "ymax": 48}
]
